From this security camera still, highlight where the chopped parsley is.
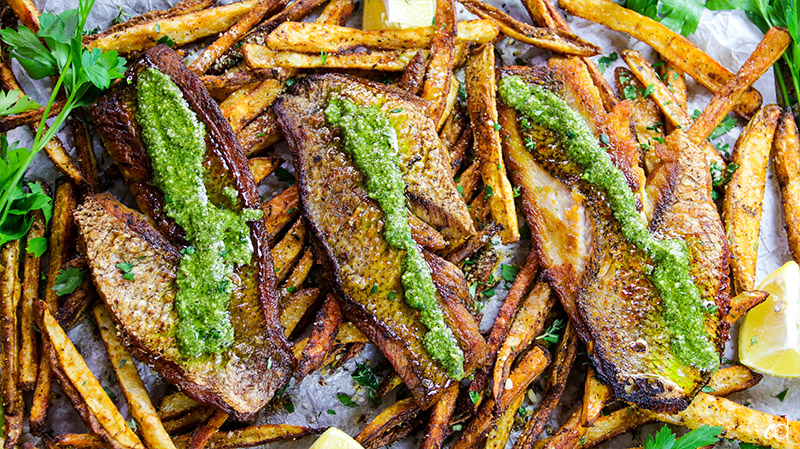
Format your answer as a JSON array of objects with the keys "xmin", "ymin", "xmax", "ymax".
[
  {"xmin": 337, "ymin": 393, "xmax": 358, "ymax": 407},
  {"xmin": 597, "ymin": 52, "xmax": 619, "ymax": 73},
  {"xmin": 536, "ymin": 318, "xmax": 565, "ymax": 345},
  {"xmin": 52, "ymin": 267, "xmax": 85, "ymax": 296}
]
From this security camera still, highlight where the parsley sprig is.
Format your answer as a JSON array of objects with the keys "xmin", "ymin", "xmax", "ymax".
[
  {"xmin": 0, "ymin": 0, "xmax": 126, "ymax": 246},
  {"xmin": 625, "ymin": 0, "xmax": 707, "ymax": 36},
  {"xmin": 644, "ymin": 425, "xmax": 722, "ymax": 449}
]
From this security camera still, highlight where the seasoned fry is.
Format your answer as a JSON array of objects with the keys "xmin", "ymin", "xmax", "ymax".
[
  {"xmin": 773, "ymin": 110, "xmax": 800, "ymax": 262},
  {"xmin": 445, "ymin": 223, "xmax": 501, "ymax": 265},
  {"xmin": 236, "ymin": 109, "xmax": 283, "ymax": 156},
  {"xmin": 263, "ymin": 185, "xmax": 300, "ymax": 240},
  {"xmin": 69, "ymin": 111, "xmax": 99, "ymax": 193},
  {"xmin": 36, "ymin": 301, "xmax": 145, "ymax": 449},
  {"xmin": 540, "ymin": 409, "xmax": 583, "ymax": 449},
  {"xmin": 0, "ymin": 98, "xmax": 64, "ymax": 133},
  {"xmin": 459, "ymin": 0, "xmax": 600, "ymax": 57},
  {"xmin": 485, "ymin": 392, "xmax": 524, "ymax": 449},
  {"xmin": 158, "ymin": 392, "xmax": 201, "ymax": 422},
  {"xmin": 271, "ymin": 219, "xmax": 307, "ymax": 283},
  {"xmin": 267, "ymin": 20, "xmax": 499, "ymax": 53},
  {"xmin": 398, "ymin": 51, "xmax": 429, "ymax": 95},
  {"xmin": 280, "ymin": 288, "xmax": 322, "ymax": 337},
  {"xmin": 282, "ymin": 248, "xmax": 315, "ymax": 293},
  {"xmin": 421, "ymin": 384, "xmax": 459, "ymax": 449},
  {"xmin": 316, "ymin": 0, "xmax": 355, "ymax": 24},
  {"xmin": 201, "ymin": 69, "xmax": 282, "ymax": 99},
  {"xmin": 689, "ymin": 28, "xmax": 789, "ymax": 143},
  {"xmin": 49, "ymin": 434, "xmax": 106, "ymax": 449},
  {"xmin": 455, "ymin": 160, "xmax": 483, "ymax": 201},
  {"xmin": 581, "ymin": 369, "xmax": 612, "ymax": 427},
  {"xmin": 356, "ymin": 398, "xmax": 421, "ymax": 448},
  {"xmin": 1, "ymin": 241, "xmax": 22, "ymax": 449},
  {"xmin": 660, "ymin": 62, "xmax": 687, "ymax": 110},
  {"xmin": 221, "ymin": 79, "xmax": 283, "ymax": 133},
  {"xmin": 248, "ymin": 157, "xmax": 283, "ymax": 184},
  {"xmin": 7, "ymin": 0, "xmax": 39, "ymax": 30},
  {"xmin": 163, "ymin": 408, "xmax": 215, "ymax": 435},
  {"xmin": 723, "ymin": 104, "xmax": 782, "ymax": 293},
  {"xmin": 20, "ymin": 209, "xmax": 45, "ymax": 390},
  {"xmin": 55, "ymin": 277, "xmax": 95, "ymax": 330},
  {"xmin": 244, "ymin": 44, "xmax": 424, "ymax": 71},
  {"xmin": 93, "ymin": 304, "xmax": 176, "ymax": 449},
  {"xmin": 88, "ymin": 0, "xmax": 259, "ymax": 54},
  {"xmin": 186, "ymin": 411, "xmax": 228, "ymax": 449},
  {"xmin": 377, "ymin": 373, "xmax": 403, "ymax": 397},
  {"xmin": 173, "ymin": 425, "xmax": 320, "ymax": 449},
  {"xmin": 409, "ymin": 214, "xmax": 448, "ymax": 250},
  {"xmin": 466, "ymin": 43, "xmax": 519, "ymax": 243},
  {"xmin": 559, "ymin": 0, "xmax": 763, "ymax": 119},
  {"xmin": 296, "ymin": 295, "xmax": 342, "ymax": 379},
  {"xmin": 421, "ymin": 0, "xmax": 456, "ymax": 124}
]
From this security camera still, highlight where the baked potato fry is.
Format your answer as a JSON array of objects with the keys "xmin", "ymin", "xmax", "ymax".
[
  {"xmin": 420, "ymin": 0, "xmax": 456, "ymax": 124},
  {"xmin": 455, "ymin": 160, "xmax": 483, "ymax": 202},
  {"xmin": 466, "ymin": 43, "xmax": 519, "ymax": 243},
  {"xmin": 485, "ymin": 393, "xmax": 525, "ymax": 449},
  {"xmin": 163, "ymin": 408, "xmax": 215, "ymax": 436},
  {"xmin": 398, "ymin": 51, "xmax": 428, "ymax": 95},
  {"xmin": 660, "ymin": 62, "xmax": 687, "ymax": 111},
  {"xmin": 20, "ymin": 209, "xmax": 45, "ymax": 390},
  {"xmin": 88, "ymin": 0, "xmax": 258, "ymax": 54},
  {"xmin": 280, "ymin": 288, "xmax": 322, "ymax": 337},
  {"xmin": 69, "ymin": 112, "xmax": 99, "ymax": 193},
  {"xmin": 201, "ymin": 69, "xmax": 281, "ymax": 100},
  {"xmin": 93, "ymin": 304, "xmax": 176, "ymax": 449},
  {"xmin": 266, "ymin": 20, "xmax": 498, "ymax": 53},
  {"xmin": 421, "ymin": 384, "xmax": 459, "ymax": 449},
  {"xmin": 35, "ymin": 301, "xmax": 145, "ymax": 449},
  {"xmin": 558, "ymin": 0, "xmax": 763, "ymax": 119},
  {"xmin": 296, "ymin": 295, "xmax": 342, "ymax": 379},
  {"xmin": 316, "ymin": 0, "xmax": 355, "ymax": 24},
  {"xmin": 7, "ymin": 0, "xmax": 39, "ymax": 30},
  {"xmin": 185, "ymin": 411, "xmax": 228, "ymax": 449},
  {"xmin": 248, "ymin": 157, "xmax": 283, "ymax": 184},
  {"xmin": 0, "ymin": 99, "xmax": 64, "ymax": 133},
  {"xmin": 263, "ymin": 185, "xmax": 300, "ymax": 240},
  {"xmin": 173, "ymin": 425, "xmax": 320, "ymax": 449},
  {"xmin": 271, "ymin": 219, "xmax": 307, "ymax": 283},
  {"xmin": 158, "ymin": 393, "xmax": 202, "ymax": 422},
  {"xmin": 236, "ymin": 109, "xmax": 283, "ymax": 156},
  {"xmin": 445, "ymin": 223, "xmax": 501, "ymax": 265},
  {"xmin": 221, "ymin": 79, "xmax": 283, "ymax": 134},
  {"xmin": 723, "ymin": 104, "xmax": 782, "ymax": 293},
  {"xmin": 773, "ymin": 110, "xmax": 800, "ymax": 262},
  {"xmin": 49, "ymin": 434, "xmax": 106, "ymax": 449},
  {"xmin": 1, "ymin": 241, "xmax": 22, "ymax": 449},
  {"xmin": 243, "ymin": 44, "xmax": 424, "ymax": 71},
  {"xmin": 581, "ymin": 368, "xmax": 612, "ymax": 427},
  {"xmin": 282, "ymin": 248, "xmax": 315, "ymax": 293},
  {"xmin": 356, "ymin": 398, "xmax": 421, "ymax": 449}
]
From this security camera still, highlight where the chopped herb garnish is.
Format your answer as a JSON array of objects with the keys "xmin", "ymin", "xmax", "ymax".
[
  {"xmin": 337, "ymin": 393, "xmax": 358, "ymax": 407},
  {"xmin": 597, "ymin": 52, "xmax": 619, "ymax": 73},
  {"xmin": 484, "ymin": 185, "xmax": 494, "ymax": 200},
  {"xmin": 501, "ymin": 263, "xmax": 519, "ymax": 282},
  {"xmin": 536, "ymin": 318, "xmax": 565, "ymax": 345},
  {"xmin": 26, "ymin": 237, "xmax": 47, "ymax": 257},
  {"xmin": 52, "ymin": 267, "xmax": 85, "ymax": 296},
  {"xmin": 643, "ymin": 424, "xmax": 722, "ymax": 449}
]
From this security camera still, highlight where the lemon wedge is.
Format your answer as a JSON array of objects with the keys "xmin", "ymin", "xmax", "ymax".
[
  {"xmin": 362, "ymin": 0, "xmax": 436, "ymax": 30},
  {"xmin": 739, "ymin": 260, "xmax": 800, "ymax": 377},
  {"xmin": 308, "ymin": 428, "xmax": 364, "ymax": 449}
]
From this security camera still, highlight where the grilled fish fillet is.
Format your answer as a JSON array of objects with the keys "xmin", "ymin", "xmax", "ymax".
[
  {"xmin": 499, "ymin": 66, "xmax": 729, "ymax": 413},
  {"xmin": 274, "ymin": 74, "xmax": 485, "ymax": 409},
  {"xmin": 85, "ymin": 45, "xmax": 294, "ymax": 420}
]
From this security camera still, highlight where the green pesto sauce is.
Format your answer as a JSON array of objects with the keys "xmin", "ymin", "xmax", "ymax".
[
  {"xmin": 499, "ymin": 76, "xmax": 719, "ymax": 371},
  {"xmin": 325, "ymin": 96, "xmax": 465, "ymax": 380},
  {"xmin": 137, "ymin": 68, "xmax": 263, "ymax": 358}
]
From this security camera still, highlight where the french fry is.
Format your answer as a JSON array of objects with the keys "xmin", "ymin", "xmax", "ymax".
[
  {"xmin": 236, "ymin": 109, "xmax": 283, "ymax": 156},
  {"xmin": 185, "ymin": 411, "xmax": 228, "ymax": 449},
  {"xmin": 94, "ymin": 304, "xmax": 176, "ymax": 449},
  {"xmin": 282, "ymin": 248, "xmax": 315, "ymax": 293},
  {"xmin": 440, "ymin": 104, "xmax": 469, "ymax": 170},
  {"xmin": 56, "ymin": 277, "xmax": 95, "ymax": 330},
  {"xmin": 437, "ymin": 76, "xmax": 461, "ymax": 131},
  {"xmin": 248, "ymin": 157, "xmax": 283, "ymax": 184},
  {"xmin": 69, "ymin": 111, "xmax": 99, "ymax": 193},
  {"xmin": 89, "ymin": 0, "xmax": 259, "ymax": 54},
  {"xmin": 158, "ymin": 392, "xmax": 202, "ymax": 422},
  {"xmin": 421, "ymin": 0, "xmax": 456, "ymax": 124},
  {"xmin": 163, "ymin": 408, "xmax": 215, "ymax": 435},
  {"xmin": 263, "ymin": 185, "xmax": 300, "ymax": 240},
  {"xmin": 280, "ymin": 288, "xmax": 322, "ymax": 337},
  {"xmin": 1, "ymin": 241, "xmax": 22, "ymax": 449},
  {"xmin": 377, "ymin": 373, "xmax": 403, "ymax": 397},
  {"xmin": 271, "ymin": 219, "xmax": 307, "ymax": 283},
  {"xmin": 689, "ymin": 28, "xmax": 790, "ymax": 143},
  {"xmin": 35, "ymin": 301, "xmax": 146, "ymax": 449},
  {"xmin": 539, "ymin": 409, "xmax": 582, "ymax": 449},
  {"xmin": 221, "ymin": 78, "xmax": 283, "ymax": 133},
  {"xmin": 316, "ymin": 0, "xmax": 355, "ymax": 24},
  {"xmin": 613, "ymin": 67, "xmax": 664, "ymax": 151},
  {"xmin": 201, "ymin": 69, "xmax": 282, "ymax": 100},
  {"xmin": 455, "ymin": 160, "xmax": 483, "ymax": 202},
  {"xmin": 723, "ymin": 105, "xmax": 782, "ymax": 293},
  {"xmin": 459, "ymin": 0, "xmax": 600, "ymax": 57},
  {"xmin": 445, "ymin": 223, "xmax": 501, "ymax": 265},
  {"xmin": 581, "ymin": 369, "xmax": 612, "ymax": 427},
  {"xmin": 49, "ymin": 434, "xmax": 106, "ymax": 449},
  {"xmin": 466, "ymin": 43, "xmax": 519, "ymax": 243},
  {"xmin": 296, "ymin": 295, "xmax": 342, "ymax": 379},
  {"xmin": 421, "ymin": 384, "xmax": 459, "ymax": 449},
  {"xmin": 266, "ymin": 20, "xmax": 499, "ymax": 53},
  {"xmin": 172, "ymin": 425, "xmax": 320, "ymax": 449},
  {"xmin": 0, "ymin": 98, "xmax": 64, "ymax": 133},
  {"xmin": 7, "ymin": 0, "xmax": 39, "ymax": 30},
  {"xmin": 558, "ymin": 0, "xmax": 763, "ymax": 119},
  {"xmin": 485, "ymin": 392, "xmax": 524, "ymax": 449},
  {"xmin": 20, "ymin": 208, "xmax": 45, "ymax": 390},
  {"xmin": 660, "ymin": 62, "xmax": 687, "ymax": 111},
  {"xmin": 398, "ymin": 51, "xmax": 428, "ymax": 95},
  {"xmin": 243, "ymin": 44, "xmax": 424, "ymax": 72},
  {"xmin": 356, "ymin": 398, "xmax": 421, "ymax": 448},
  {"xmin": 189, "ymin": 0, "xmax": 278, "ymax": 74},
  {"xmin": 409, "ymin": 214, "xmax": 448, "ymax": 250},
  {"xmin": 773, "ymin": 110, "xmax": 800, "ymax": 263}
]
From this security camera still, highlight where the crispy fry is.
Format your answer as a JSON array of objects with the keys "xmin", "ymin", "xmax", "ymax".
[
  {"xmin": 267, "ymin": 20, "xmax": 499, "ymax": 53},
  {"xmin": 163, "ymin": 408, "xmax": 215, "ymax": 435},
  {"xmin": 421, "ymin": 384, "xmax": 459, "ymax": 449},
  {"xmin": 88, "ymin": 0, "xmax": 259, "ymax": 54},
  {"xmin": 201, "ymin": 69, "xmax": 282, "ymax": 100},
  {"xmin": 7, "ymin": 0, "xmax": 39, "ymax": 30},
  {"xmin": 689, "ymin": 28, "xmax": 789, "ymax": 143},
  {"xmin": 459, "ymin": 0, "xmax": 600, "ymax": 57},
  {"xmin": 271, "ymin": 219, "xmax": 307, "ymax": 283},
  {"xmin": 660, "ymin": 62, "xmax": 687, "ymax": 111},
  {"xmin": 243, "ymin": 44, "xmax": 424, "ymax": 71},
  {"xmin": 773, "ymin": 110, "xmax": 800, "ymax": 262},
  {"xmin": 398, "ymin": 51, "xmax": 428, "ymax": 95},
  {"xmin": 445, "ymin": 223, "xmax": 501, "ymax": 265},
  {"xmin": 173, "ymin": 425, "xmax": 320, "ymax": 449},
  {"xmin": 35, "ymin": 301, "xmax": 145, "ymax": 449},
  {"xmin": 282, "ymin": 248, "xmax": 315, "ymax": 293},
  {"xmin": 356, "ymin": 398, "xmax": 421, "ymax": 448},
  {"xmin": 263, "ymin": 185, "xmax": 300, "ymax": 240},
  {"xmin": 377, "ymin": 373, "xmax": 403, "ymax": 397},
  {"xmin": 1, "ymin": 241, "xmax": 22, "ymax": 449},
  {"xmin": 317, "ymin": 0, "xmax": 355, "ymax": 24},
  {"xmin": 158, "ymin": 392, "xmax": 201, "ymax": 422},
  {"xmin": 466, "ymin": 43, "xmax": 519, "ymax": 243},
  {"xmin": 236, "ymin": 109, "xmax": 283, "ymax": 156},
  {"xmin": 186, "ymin": 411, "xmax": 228, "ymax": 449},
  {"xmin": 456, "ymin": 160, "xmax": 483, "ymax": 201},
  {"xmin": 440, "ymin": 104, "xmax": 469, "ymax": 171},
  {"xmin": 0, "ymin": 99, "xmax": 64, "ymax": 133},
  {"xmin": 409, "ymin": 214, "xmax": 448, "ymax": 250},
  {"xmin": 94, "ymin": 304, "xmax": 176, "ymax": 449},
  {"xmin": 485, "ymin": 392, "xmax": 524, "ymax": 449},
  {"xmin": 69, "ymin": 111, "xmax": 99, "ymax": 193},
  {"xmin": 437, "ymin": 76, "xmax": 461, "ymax": 131},
  {"xmin": 296, "ymin": 295, "xmax": 342, "ymax": 379},
  {"xmin": 539, "ymin": 409, "xmax": 582, "ymax": 449},
  {"xmin": 280, "ymin": 288, "xmax": 322, "ymax": 337},
  {"xmin": 221, "ymin": 79, "xmax": 283, "ymax": 133},
  {"xmin": 559, "ymin": 0, "xmax": 763, "ymax": 119},
  {"xmin": 248, "ymin": 157, "xmax": 283, "ymax": 184},
  {"xmin": 20, "ymin": 209, "xmax": 45, "ymax": 390},
  {"xmin": 56, "ymin": 277, "xmax": 95, "ymax": 330},
  {"xmin": 723, "ymin": 105, "xmax": 782, "ymax": 293},
  {"xmin": 581, "ymin": 369, "xmax": 612, "ymax": 427},
  {"xmin": 336, "ymin": 322, "xmax": 368, "ymax": 344},
  {"xmin": 49, "ymin": 434, "xmax": 106, "ymax": 449},
  {"xmin": 420, "ymin": 0, "xmax": 457, "ymax": 123}
]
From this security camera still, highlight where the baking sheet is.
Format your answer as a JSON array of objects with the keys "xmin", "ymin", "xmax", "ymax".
[{"xmin": 10, "ymin": 0, "xmax": 799, "ymax": 447}]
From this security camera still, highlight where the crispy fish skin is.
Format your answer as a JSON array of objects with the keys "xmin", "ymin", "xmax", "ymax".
[
  {"xmin": 275, "ymin": 74, "xmax": 485, "ymax": 409},
  {"xmin": 500, "ymin": 66, "xmax": 728, "ymax": 413},
  {"xmin": 85, "ymin": 45, "xmax": 294, "ymax": 421}
]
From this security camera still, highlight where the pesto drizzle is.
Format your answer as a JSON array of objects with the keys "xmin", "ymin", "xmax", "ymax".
[
  {"xmin": 325, "ymin": 96, "xmax": 465, "ymax": 379},
  {"xmin": 499, "ymin": 75, "xmax": 718, "ymax": 371},
  {"xmin": 137, "ymin": 68, "xmax": 262, "ymax": 357}
]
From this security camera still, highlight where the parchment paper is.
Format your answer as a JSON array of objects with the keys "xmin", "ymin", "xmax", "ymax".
[{"xmin": 10, "ymin": 0, "xmax": 799, "ymax": 447}]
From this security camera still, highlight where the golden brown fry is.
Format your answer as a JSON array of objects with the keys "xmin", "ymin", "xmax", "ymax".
[
  {"xmin": 485, "ymin": 392, "xmax": 524, "ymax": 449},
  {"xmin": 186, "ymin": 411, "xmax": 228, "ymax": 449},
  {"xmin": 94, "ymin": 304, "xmax": 176, "ymax": 449},
  {"xmin": 55, "ymin": 277, "xmax": 95, "ymax": 330},
  {"xmin": 222, "ymin": 78, "xmax": 283, "ymax": 134},
  {"xmin": 89, "ymin": 0, "xmax": 259, "ymax": 54},
  {"xmin": 236, "ymin": 109, "xmax": 283, "ymax": 156},
  {"xmin": 773, "ymin": 110, "xmax": 800, "ymax": 263},
  {"xmin": 7, "ymin": 0, "xmax": 39, "ymax": 30},
  {"xmin": 421, "ymin": 384, "xmax": 459, "ymax": 449},
  {"xmin": 445, "ymin": 223, "xmax": 500, "ymax": 266},
  {"xmin": 49, "ymin": 434, "xmax": 106, "ymax": 449},
  {"xmin": 20, "ymin": 209, "xmax": 45, "ymax": 391},
  {"xmin": 459, "ymin": 0, "xmax": 600, "ymax": 57},
  {"xmin": 243, "ymin": 44, "xmax": 424, "ymax": 71},
  {"xmin": 316, "ymin": 0, "xmax": 355, "ymax": 24},
  {"xmin": 689, "ymin": 28, "xmax": 789, "ymax": 143},
  {"xmin": 189, "ymin": 0, "xmax": 277, "ymax": 74},
  {"xmin": 455, "ymin": 160, "xmax": 482, "ymax": 201},
  {"xmin": 282, "ymin": 248, "xmax": 315, "ymax": 293},
  {"xmin": 280, "ymin": 288, "xmax": 322, "ymax": 337},
  {"xmin": 36, "ymin": 301, "xmax": 145, "ymax": 449},
  {"xmin": 263, "ymin": 185, "xmax": 300, "ymax": 240},
  {"xmin": 163, "ymin": 408, "xmax": 215, "ymax": 435},
  {"xmin": 158, "ymin": 392, "xmax": 202, "ymax": 422},
  {"xmin": 581, "ymin": 369, "xmax": 612, "ymax": 427},
  {"xmin": 398, "ymin": 51, "xmax": 430, "ymax": 95},
  {"xmin": 248, "ymin": 157, "xmax": 283, "ymax": 184},
  {"xmin": 271, "ymin": 219, "xmax": 307, "ymax": 283},
  {"xmin": 660, "ymin": 62, "xmax": 687, "ymax": 111},
  {"xmin": 69, "ymin": 111, "xmax": 99, "ymax": 193},
  {"xmin": 0, "ymin": 99, "xmax": 64, "ymax": 133},
  {"xmin": 466, "ymin": 43, "xmax": 519, "ymax": 243},
  {"xmin": 1, "ymin": 241, "xmax": 22, "ymax": 449},
  {"xmin": 437, "ymin": 76, "xmax": 461, "ymax": 131},
  {"xmin": 409, "ymin": 214, "xmax": 448, "ymax": 250},
  {"xmin": 267, "ymin": 20, "xmax": 498, "ymax": 53},
  {"xmin": 296, "ymin": 295, "xmax": 342, "ymax": 379},
  {"xmin": 559, "ymin": 0, "xmax": 763, "ymax": 119},
  {"xmin": 539, "ymin": 409, "xmax": 583, "ymax": 449},
  {"xmin": 377, "ymin": 373, "xmax": 403, "ymax": 397},
  {"xmin": 421, "ymin": 0, "xmax": 456, "ymax": 124},
  {"xmin": 723, "ymin": 104, "xmax": 782, "ymax": 293},
  {"xmin": 356, "ymin": 398, "xmax": 421, "ymax": 448},
  {"xmin": 201, "ymin": 69, "xmax": 282, "ymax": 100},
  {"xmin": 173, "ymin": 425, "xmax": 319, "ymax": 449},
  {"xmin": 336, "ymin": 322, "xmax": 368, "ymax": 344}
]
